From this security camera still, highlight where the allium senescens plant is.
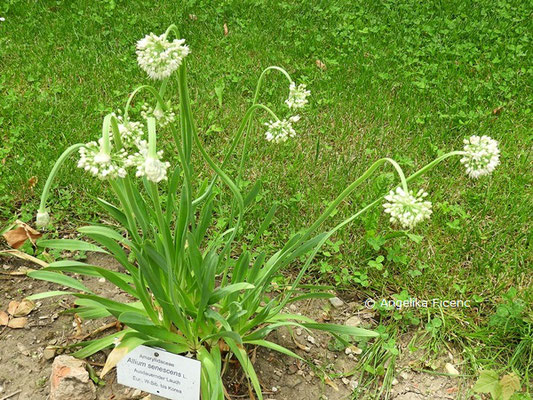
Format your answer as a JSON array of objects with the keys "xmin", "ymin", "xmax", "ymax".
[{"xmin": 27, "ymin": 25, "xmax": 500, "ymax": 399}]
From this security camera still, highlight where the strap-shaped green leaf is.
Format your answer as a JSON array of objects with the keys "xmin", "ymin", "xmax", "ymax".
[
  {"xmin": 302, "ymin": 323, "xmax": 378, "ymax": 338},
  {"xmin": 197, "ymin": 346, "xmax": 223, "ymax": 400},
  {"xmin": 118, "ymin": 312, "xmax": 189, "ymax": 346},
  {"xmin": 245, "ymin": 339, "xmax": 303, "ymax": 361},
  {"xmin": 26, "ymin": 290, "xmax": 72, "ymax": 300},
  {"xmin": 28, "ymin": 270, "xmax": 92, "ymax": 293},
  {"xmin": 46, "ymin": 260, "xmax": 133, "ymax": 283},
  {"xmin": 201, "ymin": 330, "xmax": 243, "ymax": 345},
  {"xmin": 95, "ymin": 198, "xmax": 129, "ymax": 227},
  {"xmin": 78, "ymin": 225, "xmax": 130, "ymax": 245},
  {"xmin": 71, "ymin": 329, "xmax": 132, "ymax": 358},
  {"xmin": 74, "ymin": 294, "xmax": 145, "ymax": 315},
  {"xmin": 250, "ymin": 204, "xmax": 277, "ymax": 248},
  {"xmin": 36, "ymin": 239, "xmax": 107, "ymax": 253},
  {"xmin": 76, "ymin": 306, "xmax": 112, "ymax": 319},
  {"xmin": 244, "ymin": 321, "xmax": 307, "ymax": 341},
  {"xmin": 243, "ymin": 180, "xmax": 262, "ymax": 208},
  {"xmin": 209, "ymin": 283, "xmax": 254, "ymax": 305}
]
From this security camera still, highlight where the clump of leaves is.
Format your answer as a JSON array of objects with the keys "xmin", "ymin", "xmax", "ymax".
[{"xmin": 473, "ymin": 370, "xmax": 521, "ymax": 400}]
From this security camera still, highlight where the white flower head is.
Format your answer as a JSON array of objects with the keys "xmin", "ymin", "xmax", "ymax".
[
  {"xmin": 127, "ymin": 143, "xmax": 170, "ymax": 183},
  {"xmin": 141, "ymin": 103, "xmax": 176, "ymax": 128},
  {"xmin": 113, "ymin": 114, "xmax": 144, "ymax": 147},
  {"xmin": 136, "ymin": 33, "xmax": 190, "ymax": 80},
  {"xmin": 36, "ymin": 210, "xmax": 50, "ymax": 228},
  {"xmin": 285, "ymin": 82, "xmax": 310, "ymax": 109},
  {"xmin": 142, "ymin": 157, "xmax": 170, "ymax": 183},
  {"xmin": 77, "ymin": 142, "xmax": 127, "ymax": 180},
  {"xmin": 264, "ymin": 115, "xmax": 300, "ymax": 143},
  {"xmin": 460, "ymin": 135, "xmax": 500, "ymax": 178},
  {"xmin": 383, "ymin": 187, "xmax": 433, "ymax": 229}
]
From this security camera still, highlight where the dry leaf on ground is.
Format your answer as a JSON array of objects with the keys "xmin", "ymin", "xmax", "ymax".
[
  {"xmin": 0, "ymin": 311, "xmax": 8, "ymax": 326},
  {"xmin": 0, "ymin": 249, "xmax": 48, "ymax": 268},
  {"xmin": 12, "ymin": 299, "xmax": 35, "ymax": 317},
  {"xmin": 7, "ymin": 301, "xmax": 19, "ymax": 316},
  {"xmin": 2, "ymin": 220, "xmax": 42, "ymax": 249},
  {"xmin": 8, "ymin": 317, "xmax": 28, "ymax": 329},
  {"xmin": 316, "ymin": 59, "xmax": 326, "ymax": 70}
]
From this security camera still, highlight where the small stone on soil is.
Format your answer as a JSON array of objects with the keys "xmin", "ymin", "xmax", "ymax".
[
  {"xmin": 345, "ymin": 315, "xmax": 363, "ymax": 327},
  {"xmin": 445, "ymin": 362, "xmax": 460, "ymax": 376},
  {"xmin": 50, "ymin": 355, "xmax": 96, "ymax": 400},
  {"xmin": 43, "ymin": 346, "xmax": 56, "ymax": 360},
  {"xmin": 329, "ymin": 297, "xmax": 344, "ymax": 308}
]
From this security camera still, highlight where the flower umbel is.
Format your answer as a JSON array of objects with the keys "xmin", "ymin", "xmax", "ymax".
[
  {"xmin": 285, "ymin": 82, "xmax": 310, "ymax": 109},
  {"xmin": 265, "ymin": 115, "xmax": 300, "ymax": 143},
  {"xmin": 460, "ymin": 135, "xmax": 500, "ymax": 178},
  {"xmin": 141, "ymin": 103, "xmax": 176, "ymax": 128},
  {"xmin": 383, "ymin": 187, "xmax": 433, "ymax": 229},
  {"xmin": 77, "ymin": 141, "xmax": 127, "ymax": 180},
  {"xmin": 127, "ymin": 144, "xmax": 170, "ymax": 183},
  {"xmin": 136, "ymin": 33, "xmax": 190, "ymax": 80},
  {"xmin": 114, "ymin": 114, "xmax": 144, "ymax": 147}
]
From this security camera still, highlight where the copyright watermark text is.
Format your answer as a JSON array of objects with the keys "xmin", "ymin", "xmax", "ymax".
[{"xmin": 364, "ymin": 297, "xmax": 471, "ymax": 310}]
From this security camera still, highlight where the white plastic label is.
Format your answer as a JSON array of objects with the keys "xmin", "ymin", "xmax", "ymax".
[{"xmin": 117, "ymin": 345, "xmax": 201, "ymax": 400}]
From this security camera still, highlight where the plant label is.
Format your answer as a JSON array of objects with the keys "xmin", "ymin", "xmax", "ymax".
[{"xmin": 117, "ymin": 345, "xmax": 201, "ymax": 400}]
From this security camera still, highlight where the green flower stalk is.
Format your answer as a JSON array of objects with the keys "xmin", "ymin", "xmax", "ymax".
[
  {"xmin": 25, "ymin": 25, "xmax": 501, "ymax": 400},
  {"xmin": 36, "ymin": 143, "xmax": 84, "ymax": 227}
]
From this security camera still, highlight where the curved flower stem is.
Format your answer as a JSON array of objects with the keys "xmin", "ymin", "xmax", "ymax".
[
  {"xmin": 268, "ymin": 151, "xmax": 469, "ymax": 314},
  {"xmin": 192, "ymin": 69, "xmax": 294, "ymax": 211},
  {"xmin": 240, "ymin": 150, "xmax": 469, "ymax": 326},
  {"xmin": 233, "ymin": 65, "xmax": 291, "ymax": 185},
  {"xmin": 301, "ymin": 157, "xmax": 409, "ymax": 242},
  {"xmin": 38, "ymin": 143, "xmax": 85, "ymax": 214},
  {"xmin": 386, "ymin": 158, "xmax": 409, "ymax": 192},
  {"xmin": 192, "ymin": 103, "xmax": 280, "ymax": 206},
  {"xmin": 164, "ymin": 24, "xmax": 180, "ymax": 40},
  {"xmin": 225, "ymin": 68, "xmax": 293, "ymax": 220},
  {"xmin": 253, "ymin": 66, "xmax": 293, "ymax": 104},
  {"xmin": 124, "ymin": 85, "xmax": 167, "ymax": 120},
  {"xmin": 246, "ymin": 151, "xmax": 467, "ymax": 309}
]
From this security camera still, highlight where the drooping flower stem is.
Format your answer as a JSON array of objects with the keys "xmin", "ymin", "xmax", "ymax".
[
  {"xmin": 123, "ymin": 85, "xmax": 167, "ymax": 121},
  {"xmin": 192, "ymin": 103, "xmax": 280, "ymax": 206},
  {"xmin": 253, "ymin": 66, "xmax": 293, "ymax": 103},
  {"xmin": 245, "ymin": 151, "xmax": 468, "ymax": 309},
  {"xmin": 270, "ymin": 150, "xmax": 472, "ymax": 316},
  {"xmin": 238, "ymin": 66, "xmax": 292, "ymax": 181},
  {"xmin": 37, "ymin": 143, "xmax": 85, "ymax": 224}
]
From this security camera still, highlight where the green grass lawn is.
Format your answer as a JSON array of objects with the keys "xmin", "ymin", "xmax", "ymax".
[{"xmin": 1, "ymin": 0, "xmax": 531, "ymax": 396}]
